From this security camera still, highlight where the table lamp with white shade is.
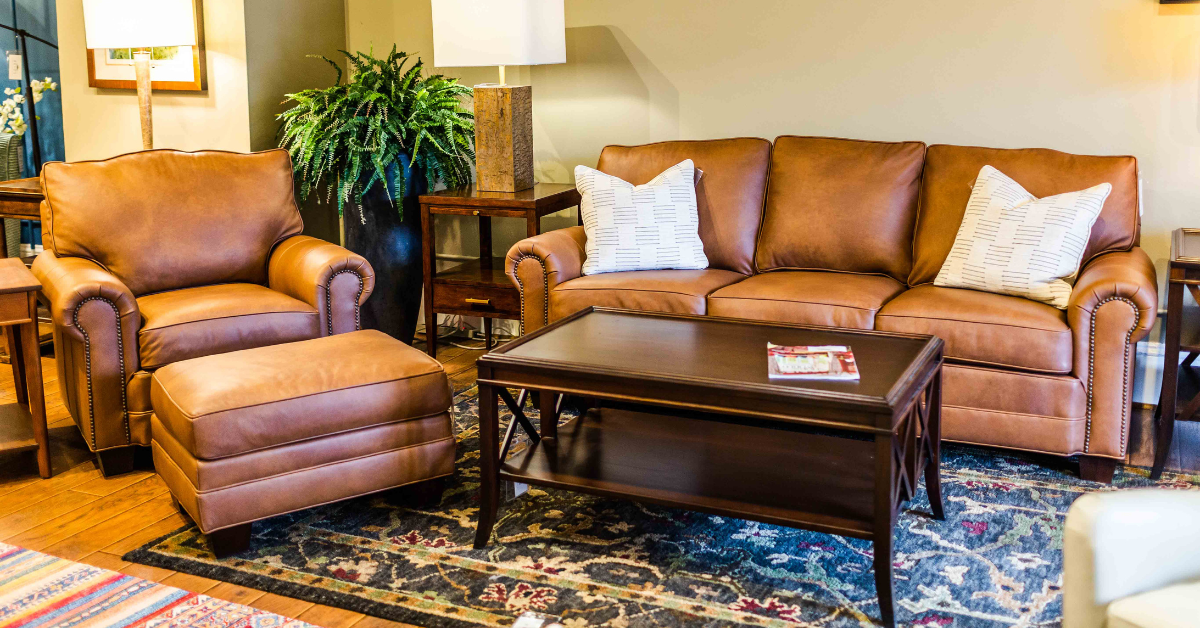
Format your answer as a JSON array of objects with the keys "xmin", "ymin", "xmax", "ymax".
[
  {"xmin": 432, "ymin": 0, "xmax": 565, "ymax": 192},
  {"xmin": 81, "ymin": 0, "xmax": 198, "ymax": 150}
]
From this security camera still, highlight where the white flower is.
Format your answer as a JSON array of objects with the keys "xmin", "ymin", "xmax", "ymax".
[
  {"xmin": 29, "ymin": 80, "xmax": 40, "ymax": 91},
  {"xmin": 12, "ymin": 94, "xmax": 24, "ymax": 104},
  {"xmin": 3, "ymin": 88, "xmax": 13, "ymax": 96}
]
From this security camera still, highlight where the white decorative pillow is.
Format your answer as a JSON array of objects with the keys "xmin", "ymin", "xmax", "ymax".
[
  {"xmin": 576, "ymin": 159, "xmax": 708, "ymax": 276},
  {"xmin": 934, "ymin": 165, "xmax": 1112, "ymax": 309}
]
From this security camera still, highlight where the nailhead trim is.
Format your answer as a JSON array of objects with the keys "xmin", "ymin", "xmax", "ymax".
[
  {"xmin": 326, "ymin": 270, "xmax": 365, "ymax": 335},
  {"xmin": 73, "ymin": 296, "xmax": 129, "ymax": 449},
  {"xmin": 1085, "ymin": 296, "xmax": 1139, "ymax": 454},
  {"xmin": 511, "ymin": 254, "xmax": 548, "ymax": 335}
]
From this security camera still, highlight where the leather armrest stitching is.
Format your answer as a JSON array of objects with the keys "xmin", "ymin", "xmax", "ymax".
[
  {"xmin": 73, "ymin": 296, "xmax": 129, "ymax": 448},
  {"xmin": 512, "ymin": 254, "xmax": 548, "ymax": 335},
  {"xmin": 325, "ymin": 269, "xmax": 365, "ymax": 336},
  {"xmin": 1085, "ymin": 296, "xmax": 1139, "ymax": 455}
]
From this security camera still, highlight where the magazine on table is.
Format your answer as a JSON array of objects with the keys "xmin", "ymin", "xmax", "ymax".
[{"xmin": 767, "ymin": 343, "xmax": 860, "ymax": 381}]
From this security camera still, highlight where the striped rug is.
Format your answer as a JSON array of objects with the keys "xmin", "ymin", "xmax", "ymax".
[{"xmin": 0, "ymin": 542, "xmax": 314, "ymax": 628}]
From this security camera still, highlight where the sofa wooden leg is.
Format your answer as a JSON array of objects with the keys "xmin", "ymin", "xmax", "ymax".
[
  {"xmin": 207, "ymin": 524, "xmax": 252, "ymax": 558},
  {"xmin": 1079, "ymin": 456, "xmax": 1118, "ymax": 484},
  {"xmin": 95, "ymin": 447, "xmax": 137, "ymax": 478}
]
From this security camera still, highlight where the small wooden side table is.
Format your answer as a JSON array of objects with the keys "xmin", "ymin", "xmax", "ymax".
[
  {"xmin": 0, "ymin": 257, "xmax": 49, "ymax": 478},
  {"xmin": 419, "ymin": 184, "xmax": 581, "ymax": 359}
]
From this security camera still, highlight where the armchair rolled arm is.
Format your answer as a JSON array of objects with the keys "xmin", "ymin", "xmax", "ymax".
[
  {"xmin": 1064, "ymin": 489, "xmax": 1200, "ymax": 627},
  {"xmin": 1068, "ymin": 247, "xmax": 1158, "ymax": 459},
  {"xmin": 268, "ymin": 235, "xmax": 375, "ymax": 336},
  {"xmin": 505, "ymin": 226, "xmax": 587, "ymax": 333},
  {"xmin": 32, "ymin": 251, "xmax": 141, "ymax": 451}
]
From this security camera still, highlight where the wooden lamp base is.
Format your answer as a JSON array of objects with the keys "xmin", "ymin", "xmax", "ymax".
[{"xmin": 473, "ymin": 84, "xmax": 533, "ymax": 193}]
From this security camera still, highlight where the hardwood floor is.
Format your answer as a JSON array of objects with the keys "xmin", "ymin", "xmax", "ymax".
[
  {"xmin": 0, "ymin": 335, "xmax": 1195, "ymax": 627},
  {"xmin": 0, "ymin": 335, "xmax": 485, "ymax": 628}
]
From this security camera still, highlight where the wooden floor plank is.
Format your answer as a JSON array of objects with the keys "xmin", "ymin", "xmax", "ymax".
[
  {"xmin": 349, "ymin": 616, "xmax": 423, "ymax": 628},
  {"xmin": 40, "ymin": 493, "xmax": 178, "ymax": 561},
  {"xmin": 0, "ymin": 463, "xmax": 101, "ymax": 517},
  {"xmin": 119, "ymin": 561, "xmax": 176, "ymax": 583},
  {"xmin": 206, "ymin": 581, "xmax": 268, "ymax": 606},
  {"xmin": 5, "ymin": 475, "xmax": 169, "ymax": 550},
  {"xmin": 77, "ymin": 550, "xmax": 132, "ymax": 572},
  {"xmin": 251, "ymin": 593, "xmax": 316, "ymax": 619},
  {"xmin": 99, "ymin": 511, "xmax": 190, "ymax": 555},
  {"xmin": 159, "ymin": 571, "xmax": 222, "ymax": 594},
  {"xmin": 296, "ymin": 604, "xmax": 367, "ymax": 628},
  {"xmin": 0, "ymin": 489, "xmax": 103, "ymax": 539},
  {"xmin": 71, "ymin": 470, "xmax": 157, "ymax": 497}
]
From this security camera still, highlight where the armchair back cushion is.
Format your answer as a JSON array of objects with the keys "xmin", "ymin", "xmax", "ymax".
[
  {"xmin": 754, "ymin": 136, "xmax": 925, "ymax": 281},
  {"xmin": 41, "ymin": 149, "xmax": 304, "ymax": 296},
  {"xmin": 596, "ymin": 138, "xmax": 771, "ymax": 275},
  {"xmin": 911, "ymin": 145, "xmax": 1139, "ymax": 286}
]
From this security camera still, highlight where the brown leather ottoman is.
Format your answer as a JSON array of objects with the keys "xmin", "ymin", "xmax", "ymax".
[{"xmin": 149, "ymin": 330, "xmax": 455, "ymax": 557}]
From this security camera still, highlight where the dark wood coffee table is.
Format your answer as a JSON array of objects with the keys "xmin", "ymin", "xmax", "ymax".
[{"xmin": 474, "ymin": 307, "xmax": 945, "ymax": 627}]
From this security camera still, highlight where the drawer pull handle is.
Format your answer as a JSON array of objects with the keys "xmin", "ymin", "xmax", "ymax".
[{"xmin": 465, "ymin": 298, "xmax": 491, "ymax": 305}]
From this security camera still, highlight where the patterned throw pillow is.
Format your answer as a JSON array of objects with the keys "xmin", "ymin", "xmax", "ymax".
[
  {"xmin": 934, "ymin": 165, "xmax": 1112, "ymax": 309},
  {"xmin": 576, "ymin": 159, "xmax": 708, "ymax": 276}
]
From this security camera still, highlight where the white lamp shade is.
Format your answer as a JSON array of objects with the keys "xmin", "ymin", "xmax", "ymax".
[
  {"xmin": 82, "ymin": 0, "xmax": 197, "ymax": 49},
  {"xmin": 431, "ymin": 0, "xmax": 565, "ymax": 67}
]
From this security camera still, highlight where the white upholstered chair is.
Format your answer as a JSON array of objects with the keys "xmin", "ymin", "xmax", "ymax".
[{"xmin": 1063, "ymin": 489, "xmax": 1200, "ymax": 628}]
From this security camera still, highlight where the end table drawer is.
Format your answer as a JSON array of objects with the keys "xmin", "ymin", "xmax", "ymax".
[{"xmin": 433, "ymin": 284, "xmax": 519, "ymax": 315}]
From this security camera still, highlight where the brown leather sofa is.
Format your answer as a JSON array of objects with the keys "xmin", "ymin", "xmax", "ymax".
[
  {"xmin": 506, "ymin": 137, "xmax": 1158, "ymax": 483},
  {"xmin": 32, "ymin": 149, "xmax": 374, "ymax": 476}
]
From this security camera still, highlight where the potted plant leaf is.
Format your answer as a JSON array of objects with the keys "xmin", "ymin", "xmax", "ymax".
[{"xmin": 279, "ymin": 47, "xmax": 474, "ymax": 343}]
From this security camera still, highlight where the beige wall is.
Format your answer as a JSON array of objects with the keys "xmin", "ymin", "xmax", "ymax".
[
  {"xmin": 348, "ymin": 0, "xmax": 1200, "ymax": 292},
  {"xmin": 57, "ymin": 0, "xmax": 252, "ymax": 160}
]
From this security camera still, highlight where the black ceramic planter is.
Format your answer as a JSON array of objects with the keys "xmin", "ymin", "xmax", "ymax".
[{"xmin": 343, "ymin": 158, "xmax": 426, "ymax": 344}]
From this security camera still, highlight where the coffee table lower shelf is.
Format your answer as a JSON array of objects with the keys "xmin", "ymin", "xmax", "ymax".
[{"xmin": 498, "ymin": 407, "xmax": 879, "ymax": 539}]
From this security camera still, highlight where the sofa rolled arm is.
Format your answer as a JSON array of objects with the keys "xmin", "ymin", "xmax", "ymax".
[
  {"xmin": 1064, "ymin": 489, "xmax": 1200, "ymax": 627},
  {"xmin": 1068, "ymin": 247, "xmax": 1158, "ymax": 459},
  {"xmin": 32, "ymin": 251, "xmax": 141, "ymax": 451},
  {"xmin": 506, "ymin": 226, "xmax": 587, "ymax": 333},
  {"xmin": 268, "ymin": 235, "xmax": 375, "ymax": 336}
]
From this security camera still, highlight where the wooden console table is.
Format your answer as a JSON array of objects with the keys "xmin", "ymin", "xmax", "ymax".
[
  {"xmin": 0, "ymin": 177, "xmax": 44, "ymax": 250},
  {"xmin": 0, "ymin": 257, "xmax": 49, "ymax": 477},
  {"xmin": 418, "ymin": 184, "xmax": 580, "ymax": 358}
]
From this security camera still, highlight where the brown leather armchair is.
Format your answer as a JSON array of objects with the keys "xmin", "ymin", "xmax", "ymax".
[{"xmin": 32, "ymin": 149, "xmax": 374, "ymax": 476}]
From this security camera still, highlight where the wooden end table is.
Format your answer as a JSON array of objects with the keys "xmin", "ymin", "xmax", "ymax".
[
  {"xmin": 474, "ymin": 307, "xmax": 945, "ymax": 628},
  {"xmin": 1153, "ymin": 228, "xmax": 1200, "ymax": 478},
  {"xmin": 418, "ymin": 184, "xmax": 580, "ymax": 358},
  {"xmin": 0, "ymin": 257, "xmax": 49, "ymax": 478}
]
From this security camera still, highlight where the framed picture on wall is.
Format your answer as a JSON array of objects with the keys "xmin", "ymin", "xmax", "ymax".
[{"xmin": 85, "ymin": 0, "xmax": 207, "ymax": 92}]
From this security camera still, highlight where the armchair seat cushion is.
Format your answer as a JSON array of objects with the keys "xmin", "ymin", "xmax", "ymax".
[
  {"xmin": 1106, "ymin": 580, "xmax": 1200, "ymax": 628},
  {"xmin": 875, "ymin": 284, "xmax": 1072, "ymax": 374},
  {"xmin": 137, "ymin": 283, "xmax": 319, "ymax": 370},
  {"xmin": 707, "ymin": 270, "xmax": 905, "ymax": 329},
  {"xmin": 549, "ymin": 269, "xmax": 746, "ymax": 321}
]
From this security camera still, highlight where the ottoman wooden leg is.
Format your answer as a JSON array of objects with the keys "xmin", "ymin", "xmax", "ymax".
[
  {"xmin": 207, "ymin": 524, "xmax": 252, "ymax": 558},
  {"xmin": 396, "ymin": 477, "xmax": 446, "ymax": 507}
]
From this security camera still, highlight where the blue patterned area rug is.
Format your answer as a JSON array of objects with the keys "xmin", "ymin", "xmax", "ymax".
[{"xmin": 125, "ymin": 388, "xmax": 1199, "ymax": 627}]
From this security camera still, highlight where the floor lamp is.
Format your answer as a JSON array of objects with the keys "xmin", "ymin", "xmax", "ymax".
[{"xmin": 81, "ymin": 0, "xmax": 197, "ymax": 150}]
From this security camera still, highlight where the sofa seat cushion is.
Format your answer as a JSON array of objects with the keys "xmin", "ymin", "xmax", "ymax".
[
  {"xmin": 875, "ymin": 284, "xmax": 1072, "ymax": 373},
  {"xmin": 707, "ymin": 271, "xmax": 905, "ymax": 329},
  {"xmin": 549, "ymin": 269, "xmax": 746, "ymax": 321},
  {"xmin": 137, "ymin": 283, "xmax": 319, "ymax": 370},
  {"xmin": 151, "ymin": 330, "xmax": 453, "ymax": 460}
]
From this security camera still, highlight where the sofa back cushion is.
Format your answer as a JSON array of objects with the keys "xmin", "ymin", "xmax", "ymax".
[
  {"xmin": 910, "ymin": 145, "xmax": 1138, "ymax": 286},
  {"xmin": 596, "ymin": 138, "xmax": 771, "ymax": 275},
  {"xmin": 754, "ymin": 136, "xmax": 926, "ymax": 281},
  {"xmin": 41, "ymin": 149, "xmax": 304, "ymax": 296}
]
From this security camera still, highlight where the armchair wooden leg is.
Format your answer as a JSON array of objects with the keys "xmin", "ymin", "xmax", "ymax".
[
  {"xmin": 206, "ymin": 523, "xmax": 252, "ymax": 558},
  {"xmin": 95, "ymin": 446, "xmax": 137, "ymax": 478},
  {"xmin": 1079, "ymin": 456, "xmax": 1118, "ymax": 484}
]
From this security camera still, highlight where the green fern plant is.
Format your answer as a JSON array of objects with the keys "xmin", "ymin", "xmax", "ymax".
[{"xmin": 278, "ymin": 47, "xmax": 475, "ymax": 220}]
